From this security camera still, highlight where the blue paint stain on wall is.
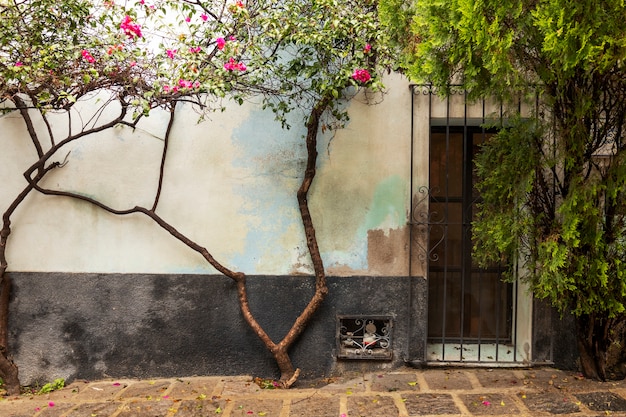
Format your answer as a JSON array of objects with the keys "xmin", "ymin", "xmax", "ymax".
[
  {"xmin": 230, "ymin": 107, "xmax": 309, "ymax": 273},
  {"xmin": 229, "ymin": 101, "xmax": 396, "ymax": 275}
]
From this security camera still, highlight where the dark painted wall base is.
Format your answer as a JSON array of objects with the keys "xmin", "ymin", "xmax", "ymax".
[
  {"xmin": 7, "ymin": 273, "xmax": 577, "ymax": 386},
  {"xmin": 8, "ymin": 273, "xmax": 427, "ymax": 385},
  {"xmin": 532, "ymin": 298, "xmax": 579, "ymax": 370}
]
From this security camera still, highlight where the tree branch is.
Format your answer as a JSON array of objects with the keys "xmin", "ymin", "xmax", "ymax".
[{"xmin": 152, "ymin": 103, "xmax": 176, "ymax": 211}]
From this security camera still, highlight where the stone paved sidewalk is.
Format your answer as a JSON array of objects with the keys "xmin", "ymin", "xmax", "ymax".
[{"xmin": 2, "ymin": 367, "xmax": 626, "ymax": 416}]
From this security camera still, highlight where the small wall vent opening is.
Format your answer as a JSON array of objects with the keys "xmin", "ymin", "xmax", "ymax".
[{"xmin": 337, "ymin": 316, "xmax": 393, "ymax": 360}]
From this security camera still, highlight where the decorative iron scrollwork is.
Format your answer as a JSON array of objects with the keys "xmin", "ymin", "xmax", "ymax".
[
  {"xmin": 337, "ymin": 316, "xmax": 393, "ymax": 360},
  {"xmin": 410, "ymin": 185, "xmax": 446, "ymax": 265},
  {"xmin": 410, "ymin": 83, "xmax": 467, "ymax": 96}
]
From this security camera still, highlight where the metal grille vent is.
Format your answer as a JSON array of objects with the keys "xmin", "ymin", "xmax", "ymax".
[{"xmin": 337, "ymin": 316, "xmax": 393, "ymax": 360}]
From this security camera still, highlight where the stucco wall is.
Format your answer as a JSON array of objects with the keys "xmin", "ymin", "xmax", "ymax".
[
  {"xmin": 1, "ymin": 73, "xmax": 425, "ymax": 384},
  {"xmin": 1, "ymin": 73, "xmax": 412, "ymax": 277}
]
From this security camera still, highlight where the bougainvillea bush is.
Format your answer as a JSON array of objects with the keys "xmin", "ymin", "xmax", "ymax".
[{"xmin": 0, "ymin": 0, "xmax": 393, "ymax": 394}]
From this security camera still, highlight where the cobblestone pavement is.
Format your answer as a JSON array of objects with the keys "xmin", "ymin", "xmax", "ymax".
[{"xmin": 2, "ymin": 367, "xmax": 626, "ymax": 416}]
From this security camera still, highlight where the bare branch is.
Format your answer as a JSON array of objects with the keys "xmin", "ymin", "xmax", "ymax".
[
  {"xmin": 152, "ymin": 103, "xmax": 176, "ymax": 211},
  {"xmin": 12, "ymin": 96, "xmax": 44, "ymax": 160}
]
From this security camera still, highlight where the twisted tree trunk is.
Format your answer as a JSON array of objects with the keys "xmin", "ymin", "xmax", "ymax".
[
  {"xmin": 223, "ymin": 97, "xmax": 332, "ymax": 386},
  {"xmin": 576, "ymin": 313, "xmax": 626, "ymax": 381},
  {"xmin": 15, "ymin": 97, "xmax": 332, "ymax": 388},
  {"xmin": 0, "ymin": 184, "xmax": 39, "ymax": 395}
]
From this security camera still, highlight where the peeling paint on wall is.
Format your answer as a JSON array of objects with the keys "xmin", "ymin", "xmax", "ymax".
[
  {"xmin": 362, "ymin": 176, "xmax": 409, "ymax": 275},
  {"xmin": 325, "ymin": 175, "xmax": 409, "ymax": 276},
  {"xmin": 367, "ymin": 227, "xmax": 409, "ymax": 276}
]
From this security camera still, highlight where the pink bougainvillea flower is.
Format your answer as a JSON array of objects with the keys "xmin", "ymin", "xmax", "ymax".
[
  {"xmin": 223, "ymin": 57, "xmax": 235, "ymax": 70},
  {"xmin": 166, "ymin": 49, "xmax": 177, "ymax": 59},
  {"xmin": 229, "ymin": 35, "xmax": 236, "ymax": 41},
  {"xmin": 81, "ymin": 49, "xmax": 96, "ymax": 63},
  {"xmin": 224, "ymin": 58, "xmax": 237, "ymax": 71},
  {"xmin": 112, "ymin": 382, "xmax": 121, "ymax": 386},
  {"xmin": 482, "ymin": 400, "xmax": 491, "ymax": 406},
  {"xmin": 216, "ymin": 37, "xmax": 226, "ymax": 50},
  {"xmin": 185, "ymin": 16, "xmax": 191, "ymax": 22},
  {"xmin": 223, "ymin": 58, "xmax": 236, "ymax": 70},
  {"xmin": 189, "ymin": 46, "xmax": 202, "ymax": 53},
  {"xmin": 120, "ymin": 15, "xmax": 142, "ymax": 38},
  {"xmin": 48, "ymin": 402, "xmax": 55, "ymax": 407},
  {"xmin": 178, "ymin": 79, "xmax": 193, "ymax": 89},
  {"xmin": 364, "ymin": 43, "xmax": 371, "ymax": 53},
  {"xmin": 351, "ymin": 68, "xmax": 371, "ymax": 84},
  {"xmin": 14, "ymin": 61, "xmax": 23, "ymax": 67},
  {"xmin": 201, "ymin": 13, "xmax": 208, "ymax": 21},
  {"xmin": 139, "ymin": 0, "xmax": 145, "ymax": 4},
  {"xmin": 236, "ymin": 0, "xmax": 244, "ymax": 7},
  {"xmin": 224, "ymin": 57, "xmax": 246, "ymax": 72}
]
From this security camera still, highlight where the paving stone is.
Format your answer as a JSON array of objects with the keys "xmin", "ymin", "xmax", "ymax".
[
  {"xmin": 3, "ymin": 368, "xmax": 626, "ymax": 417},
  {"xmin": 518, "ymin": 368, "xmax": 604, "ymax": 392},
  {"xmin": 229, "ymin": 398, "xmax": 283, "ymax": 417},
  {"xmin": 65, "ymin": 402, "xmax": 122, "ymax": 417},
  {"xmin": 562, "ymin": 377, "xmax": 626, "ymax": 393},
  {"xmin": 38, "ymin": 383, "xmax": 84, "ymax": 403},
  {"xmin": 115, "ymin": 399, "xmax": 177, "ymax": 416},
  {"xmin": 221, "ymin": 379, "xmax": 266, "ymax": 396},
  {"xmin": 73, "ymin": 380, "xmax": 131, "ymax": 401},
  {"xmin": 35, "ymin": 402, "xmax": 77, "ymax": 416},
  {"xmin": 167, "ymin": 377, "xmax": 220, "ymax": 399},
  {"xmin": 518, "ymin": 392, "xmax": 581, "ymax": 414},
  {"xmin": 575, "ymin": 391, "xmax": 626, "ymax": 412},
  {"xmin": 319, "ymin": 375, "xmax": 368, "ymax": 394},
  {"xmin": 402, "ymin": 393, "xmax": 460, "ymax": 415},
  {"xmin": 422, "ymin": 369, "xmax": 473, "ymax": 390},
  {"xmin": 0, "ymin": 403, "xmax": 38, "ymax": 417},
  {"xmin": 175, "ymin": 398, "xmax": 228, "ymax": 416},
  {"xmin": 289, "ymin": 395, "xmax": 340, "ymax": 417},
  {"xmin": 0, "ymin": 408, "xmax": 34, "ymax": 417},
  {"xmin": 474, "ymin": 369, "xmax": 522, "ymax": 388},
  {"xmin": 0, "ymin": 398, "xmax": 51, "ymax": 417},
  {"xmin": 118, "ymin": 380, "xmax": 171, "ymax": 400},
  {"xmin": 370, "ymin": 372, "xmax": 420, "ymax": 392},
  {"xmin": 347, "ymin": 394, "xmax": 399, "ymax": 417},
  {"xmin": 518, "ymin": 368, "xmax": 568, "ymax": 388},
  {"xmin": 461, "ymin": 393, "xmax": 520, "ymax": 415}
]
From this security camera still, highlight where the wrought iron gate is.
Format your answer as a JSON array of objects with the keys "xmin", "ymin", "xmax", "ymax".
[{"xmin": 409, "ymin": 85, "xmax": 530, "ymax": 364}]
